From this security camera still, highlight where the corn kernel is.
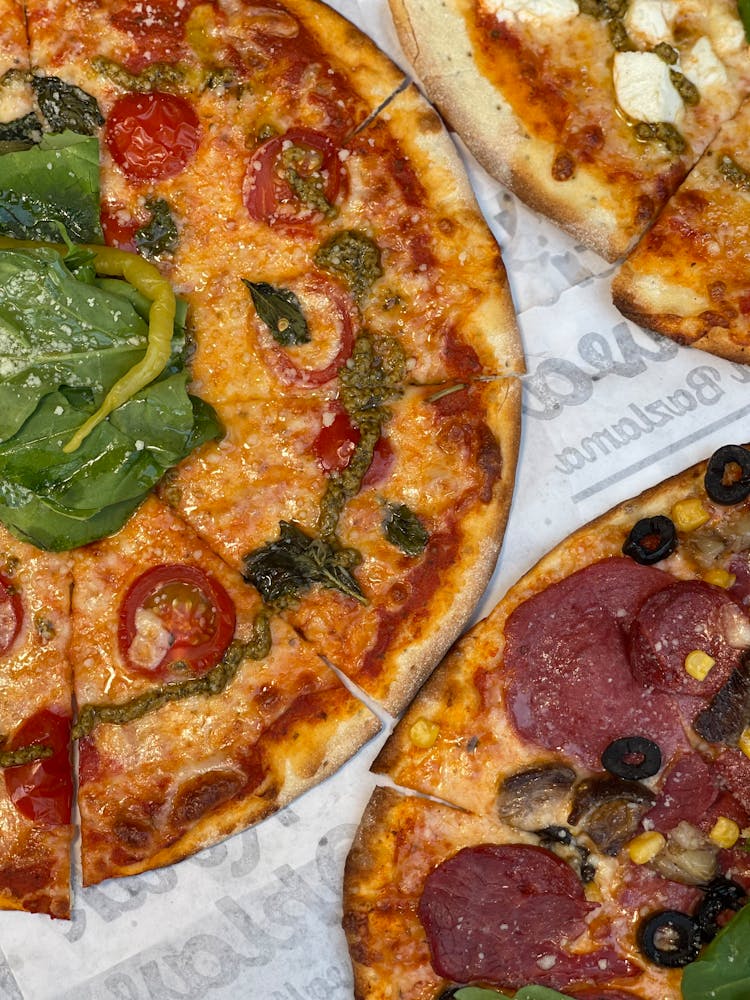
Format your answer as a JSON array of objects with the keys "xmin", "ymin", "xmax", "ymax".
[
  {"xmin": 671, "ymin": 497, "xmax": 710, "ymax": 532},
  {"xmin": 709, "ymin": 816, "xmax": 741, "ymax": 849},
  {"xmin": 626, "ymin": 831, "xmax": 666, "ymax": 865},
  {"xmin": 684, "ymin": 649, "xmax": 716, "ymax": 681},
  {"xmin": 409, "ymin": 717, "xmax": 439, "ymax": 749},
  {"xmin": 739, "ymin": 727, "xmax": 750, "ymax": 760},
  {"xmin": 703, "ymin": 568, "xmax": 736, "ymax": 589}
]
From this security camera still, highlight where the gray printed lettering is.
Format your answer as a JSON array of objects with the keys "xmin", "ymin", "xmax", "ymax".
[
  {"xmin": 229, "ymin": 829, "xmax": 261, "ymax": 879},
  {"xmin": 84, "ymin": 868, "xmax": 179, "ymax": 921},
  {"xmin": 687, "ymin": 366, "xmax": 724, "ymax": 405},
  {"xmin": 663, "ymin": 388, "xmax": 697, "ymax": 416},
  {"xmin": 214, "ymin": 895, "xmax": 280, "ymax": 964},
  {"xmin": 316, "ymin": 824, "xmax": 357, "ymax": 895},
  {"xmin": 610, "ymin": 416, "xmax": 642, "ymax": 443},
  {"xmin": 642, "ymin": 399, "xmax": 674, "ymax": 427}
]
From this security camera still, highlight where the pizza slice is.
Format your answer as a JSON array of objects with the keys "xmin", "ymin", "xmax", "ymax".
[
  {"xmin": 161, "ymin": 377, "xmax": 519, "ymax": 713},
  {"xmin": 346, "ymin": 444, "xmax": 750, "ymax": 997},
  {"xmin": 71, "ymin": 495, "xmax": 378, "ymax": 885},
  {"xmin": 0, "ymin": 527, "xmax": 73, "ymax": 919},
  {"xmin": 0, "ymin": 0, "xmax": 37, "ymax": 142},
  {"xmin": 612, "ymin": 96, "xmax": 750, "ymax": 362},
  {"xmin": 388, "ymin": 0, "xmax": 750, "ymax": 261}
]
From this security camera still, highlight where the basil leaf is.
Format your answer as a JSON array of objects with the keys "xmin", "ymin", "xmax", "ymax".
[
  {"xmin": 134, "ymin": 198, "xmax": 179, "ymax": 259},
  {"xmin": 382, "ymin": 501, "xmax": 429, "ymax": 556},
  {"xmin": 681, "ymin": 903, "xmax": 750, "ymax": 999},
  {"xmin": 0, "ymin": 131, "xmax": 103, "ymax": 242},
  {"xmin": 243, "ymin": 280, "xmax": 310, "ymax": 346},
  {"xmin": 739, "ymin": 0, "xmax": 750, "ymax": 41},
  {"xmin": 243, "ymin": 521, "xmax": 365, "ymax": 606},
  {"xmin": 32, "ymin": 76, "xmax": 104, "ymax": 135}
]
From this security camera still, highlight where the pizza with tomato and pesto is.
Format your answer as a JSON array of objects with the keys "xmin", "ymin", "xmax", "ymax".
[
  {"xmin": 0, "ymin": 0, "xmax": 522, "ymax": 917},
  {"xmin": 344, "ymin": 444, "xmax": 750, "ymax": 999}
]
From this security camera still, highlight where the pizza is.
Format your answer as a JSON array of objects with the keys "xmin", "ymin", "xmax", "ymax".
[
  {"xmin": 0, "ymin": 0, "xmax": 522, "ymax": 918},
  {"xmin": 344, "ymin": 443, "xmax": 750, "ymax": 998},
  {"xmin": 612, "ymin": 96, "xmax": 750, "ymax": 364}
]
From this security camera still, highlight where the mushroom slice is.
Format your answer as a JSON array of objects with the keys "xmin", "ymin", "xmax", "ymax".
[
  {"xmin": 568, "ymin": 775, "xmax": 656, "ymax": 856},
  {"xmin": 649, "ymin": 821, "xmax": 719, "ymax": 886},
  {"xmin": 497, "ymin": 763, "xmax": 577, "ymax": 831}
]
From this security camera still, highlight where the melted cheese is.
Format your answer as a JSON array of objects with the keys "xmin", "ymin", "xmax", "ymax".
[
  {"xmin": 613, "ymin": 50, "xmax": 683, "ymax": 124},
  {"xmin": 682, "ymin": 37, "xmax": 729, "ymax": 93},
  {"xmin": 482, "ymin": 0, "xmax": 579, "ymax": 25},
  {"xmin": 624, "ymin": 0, "xmax": 677, "ymax": 47}
]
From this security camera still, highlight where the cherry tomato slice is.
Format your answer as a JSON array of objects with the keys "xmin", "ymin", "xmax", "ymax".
[
  {"xmin": 313, "ymin": 409, "xmax": 361, "ymax": 473},
  {"xmin": 0, "ymin": 573, "xmax": 22, "ymax": 657},
  {"xmin": 257, "ymin": 274, "xmax": 356, "ymax": 388},
  {"xmin": 100, "ymin": 201, "xmax": 141, "ymax": 253},
  {"xmin": 4, "ymin": 709, "xmax": 72, "ymax": 827},
  {"xmin": 119, "ymin": 564, "xmax": 236, "ymax": 678},
  {"xmin": 243, "ymin": 127, "xmax": 344, "ymax": 227},
  {"xmin": 362, "ymin": 435, "xmax": 395, "ymax": 488},
  {"xmin": 106, "ymin": 91, "xmax": 200, "ymax": 182}
]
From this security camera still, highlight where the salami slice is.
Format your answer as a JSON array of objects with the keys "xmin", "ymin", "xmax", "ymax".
[
  {"xmin": 644, "ymin": 750, "xmax": 719, "ymax": 833},
  {"xmin": 417, "ymin": 843, "xmax": 636, "ymax": 990},
  {"xmin": 630, "ymin": 580, "xmax": 747, "ymax": 698},
  {"xmin": 504, "ymin": 559, "xmax": 688, "ymax": 769},
  {"xmin": 716, "ymin": 748, "xmax": 750, "ymax": 813}
]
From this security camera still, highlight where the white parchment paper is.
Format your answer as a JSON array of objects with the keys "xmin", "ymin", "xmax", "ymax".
[{"xmin": 3, "ymin": 2, "xmax": 749, "ymax": 996}]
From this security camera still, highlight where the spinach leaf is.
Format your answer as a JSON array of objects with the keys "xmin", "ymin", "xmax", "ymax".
[
  {"xmin": 243, "ymin": 280, "xmax": 310, "ymax": 346},
  {"xmin": 0, "ymin": 243, "xmax": 221, "ymax": 550},
  {"xmin": 0, "ymin": 112, "xmax": 42, "ymax": 149},
  {"xmin": 0, "ymin": 246, "xmax": 148, "ymax": 441},
  {"xmin": 681, "ymin": 903, "xmax": 750, "ymax": 999},
  {"xmin": 242, "ymin": 521, "xmax": 365, "ymax": 606},
  {"xmin": 135, "ymin": 198, "xmax": 179, "ymax": 259},
  {"xmin": 0, "ymin": 131, "xmax": 103, "ymax": 242},
  {"xmin": 31, "ymin": 76, "xmax": 104, "ymax": 135},
  {"xmin": 382, "ymin": 501, "xmax": 429, "ymax": 556}
]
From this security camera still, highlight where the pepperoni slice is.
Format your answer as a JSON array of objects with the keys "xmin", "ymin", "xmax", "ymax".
[
  {"xmin": 504, "ymin": 559, "xmax": 687, "ymax": 768},
  {"xmin": 644, "ymin": 750, "xmax": 719, "ymax": 833},
  {"xmin": 4, "ymin": 709, "xmax": 72, "ymax": 827},
  {"xmin": 110, "ymin": 0, "xmax": 199, "ymax": 71},
  {"xmin": 630, "ymin": 580, "xmax": 746, "ymax": 698},
  {"xmin": 418, "ymin": 843, "xmax": 635, "ymax": 990},
  {"xmin": 106, "ymin": 91, "xmax": 200, "ymax": 182},
  {"xmin": 716, "ymin": 748, "xmax": 750, "ymax": 814}
]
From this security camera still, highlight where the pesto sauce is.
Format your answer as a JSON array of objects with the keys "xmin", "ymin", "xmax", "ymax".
[
  {"xmin": 72, "ymin": 617, "xmax": 271, "ymax": 740},
  {"xmin": 633, "ymin": 121, "xmax": 686, "ymax": 155},
  {"xmin": 316, "ymin": 331, "xmax": 407, "ymax": 540},
  {"xmin": 314, "ymin": 231, "xmax": 383, "ymax": 304},
  {"xmin": 0, "ymin": 742, "xmax": 53, "ymax": 768},
  {"xmin": 92, "ymin": 57, "xmax": 186, "ymax": 91},
  {"xmin": 282, "ymin": 146, "xmax": 335, "ymax": 217},
  {"xmin": 719, "ymin": 154, "xmax": 750, "ymax": 191}
]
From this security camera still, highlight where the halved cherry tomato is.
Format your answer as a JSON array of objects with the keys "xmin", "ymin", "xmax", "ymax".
[
  {"xmin": 313, "ymin": 409, "xmax": 360, "ymax": 473},
  {"xmin": 4, "ymin": 709, "xmax": 72, "ymax": 827},
  {"xmin": 256, "ymin": 274, "xmax": 355, "ymax": 388},
  {"xmin": 0, "ymin": 573, "xmax": 22, "ymax": 657},
  {"xmin": 106, "ymin": 91, "xmax": 201, "ymax": 182},
  {"xmin": 362, "ymin": 435, "xmax": 395, "ymax": 488},
  {"xmin": 118, "ymin": 564, "xmax": 236, "ymax": 678},
  {"xmin": 100, "ymin": 202, "xmax": 142, "ymax": 253},
  {"xmin": 243, "ymin": 127, "xmax": 344, "ymax": 227}
]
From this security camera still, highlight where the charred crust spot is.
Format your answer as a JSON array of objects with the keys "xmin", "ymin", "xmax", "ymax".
[
  {"xmin": 709, "ymin": 281, "xmax": 727, "ymax": 301},
  {"xmin": 438, "ymin": 217, "xmax": 456, "ymax": 236},
  {"xmin": 170, "ymin": 770, "xmax": 243, "ymax": 826},
  {"xmin": 635, "ymin": 195, "xmax": 656, "ymax": 226},
  {"xmin": 699, "ymin": 310, "xmax": 730, "ymax": 329},
  {"xmin": 552, "ymin": 151, "xmax": 575, "ymax": 181},
  {"xmin": 113, "ymin": 816, "xmax": 153, "ymax": 850}
]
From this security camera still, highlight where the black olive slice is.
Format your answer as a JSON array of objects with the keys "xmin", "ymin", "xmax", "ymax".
[
  {"xmin": 622, "ymin": 515, "xmax": 677, "ymax": 565},
  {"xmin": 601, "ymin": 736, "xmax": 662, "ymax": 780},
  {"xmin": 694, "ymin": 876, "xmax": 747, "ymax": 942},
  {"xmin": 637, "ymin": 910, "xmax": 701, "ymax": 968},
  {"xmin": 705, "ymin": 445, "xmax": 750, "ymax": 505},
  {"xmin": 434, "ymin": 990, "xmax": 460, "ymax": 1000}
]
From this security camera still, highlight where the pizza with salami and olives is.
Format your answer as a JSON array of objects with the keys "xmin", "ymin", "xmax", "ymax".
[
  {"xmin": 0, "ymin": 0, "xmax": 522, "ymax": 916},
  {"xmin": 344, "ymin": 444, "xmax": 750, "ymax": 999}
]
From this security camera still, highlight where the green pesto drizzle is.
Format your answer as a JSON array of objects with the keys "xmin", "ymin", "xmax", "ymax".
[
  {"xmin": 316, "ymin": 331, "xmax": 406, "ymax": 540},
  {"xmin": 314, "ymin": 230, "xmax": 383, "ymax": 305},
  {"xmin": 91, "ymin": 56, "xmax": 185, "ymax": 92},
  {"xmin": 282, "ymin": 146, "xmax": 336, "ymax": 218},
  {"xmin": 719, "ymin": 154, "xmax": 750, "ymax": 191},
  {"xmin": 72, "ymin": 616, "xmax": 271, "ymax": 740},
  {"xmin": 0, "ymin": 742, "xmax": 53, "ymax": 768}
]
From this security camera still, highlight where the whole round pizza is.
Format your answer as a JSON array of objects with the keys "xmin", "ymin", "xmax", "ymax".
[{"xmin": 0, "ymin": 0, "xmax": 522, "ymax": 918}]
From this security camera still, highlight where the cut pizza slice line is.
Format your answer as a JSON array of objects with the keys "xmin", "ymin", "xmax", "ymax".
[
  {"xmin": 612, "ymin": 95, "xmax": 750, "ymax": 364},
  {"xmin": 352, "ymin": 444, "xmax": 750, "ymax": 998},
  {"xmin": 159, "ymin": 375, "xmax": 520, "ymax": 715},
  {"xmin": 0, "ymin": 523, "xmax": 74, "ymax": 919},
  {"xmin": 71, "ymin": 494, "xmax": 379, "ymax": 886},
  {"xmin": 388, "ymin": 0, "xmax": 750, "ymax": 263}
]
